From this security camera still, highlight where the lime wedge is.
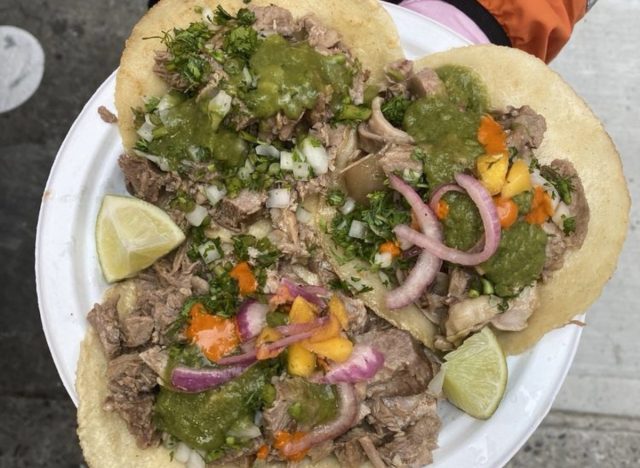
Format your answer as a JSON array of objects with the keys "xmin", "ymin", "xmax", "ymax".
[
  {"xmin": 442, "ymin": 326, "xmax": 507, "ymax": 419},
  {"xmin": 96, "ymin": 195, "xmax": 185, "ymax": 283}
]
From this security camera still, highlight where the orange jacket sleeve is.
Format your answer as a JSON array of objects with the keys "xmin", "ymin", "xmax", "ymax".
[{"xmin": 477, "ymin": 0, "xmax": 587, "ymax": 62}]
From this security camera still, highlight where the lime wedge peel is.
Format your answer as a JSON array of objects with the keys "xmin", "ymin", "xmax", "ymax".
[
  {"xmin": 96, "ymin": 195, "xmax": 185, "ymax": 283},
  {"xmin": 442, "ymin": 326, "xmax": 508, "ymax": 420}
]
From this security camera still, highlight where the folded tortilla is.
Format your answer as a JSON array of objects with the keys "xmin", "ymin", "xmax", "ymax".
[
  {"xmin": 114, "ymin": 0, "xmax": 404, "ymax": 149},
  {"xmin": 412, "ymin": 46, "xmax": 629, "ymax": 354}
]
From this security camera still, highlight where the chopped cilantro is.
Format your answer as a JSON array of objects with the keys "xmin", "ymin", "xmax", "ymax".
[
  {"xmin": 540, "ymin": 166, "xmax": 574, "ymax": 205},
  {"xmin": 326, "ymin": 188, "xmax": 347, "ymax": 207},
  {"xmin": 562, "ymin": 216, "xmax": 576, "ymax": 235},
  {"xmin": 381, "ymin": 95, "xmax": 411, "ymax": 127},
  {"xmin": 223, "ymin": 25, "xmax": 259, "ymax": 59},
  {"xmin": 160, "ymin": 22, "xmax": 214, "ymax": 91}
]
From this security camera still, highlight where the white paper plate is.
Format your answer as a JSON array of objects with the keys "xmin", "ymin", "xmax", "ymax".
[{"xmin": 36, "ymin": 4, "xmax": 582, "ymax": 467}]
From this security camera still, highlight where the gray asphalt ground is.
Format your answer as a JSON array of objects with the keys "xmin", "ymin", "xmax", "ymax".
[{"xmin": 0, "ymin": 0, "xmax": 637, "ymax": 466}]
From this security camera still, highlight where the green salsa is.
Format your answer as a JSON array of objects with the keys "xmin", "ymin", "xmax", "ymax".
[
  {"xmin": 513, "ymin": 190, "xmax": 533, "ymax": 215},
  {"xmin": 246, "ymin": 34, "xmax": 354, "ymax": 119},
  {"xmin": 481, "ymin": 221, "xmax": 548, "ymax": 297},
  {"xmin": 145, "ymin": 97, "xmax": 248, "ymax": 169},
  {"xmin": 442, "ymin": 192, "xmax": 483, "ymax": 251},
  {"xmin": 283, "ymin": 377, "xmax": 338, "ymax": 429},
  {"xmin": 403, "ymin": 65, "xmax": 488, "ymax": 188},
  {"xmin": 154, "ymin": 362, "xmax": 276, "ymax": 455}
]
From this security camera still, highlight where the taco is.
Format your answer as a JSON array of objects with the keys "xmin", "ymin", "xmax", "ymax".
[
  {"xmin": 115, "ymin": 0, "xmax": 403, "ymax": 149},
  {"xmin": 77, "ymin": 0, "xmax": 629, "ymax": 465},
  {"xmin": 318, "ymin": 45, "xmax": 629, "ymax": 356}
]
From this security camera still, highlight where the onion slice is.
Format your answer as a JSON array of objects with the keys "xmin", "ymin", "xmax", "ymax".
[
  {"xmin": 428, "ymin": 183, "xmax": 465, "ymax": 213},
  {"xmin": 386, "ymin": 175, "xmax": 442, "ymax": 309},
  {"xmin": 171, "ymin": 365, "xmax": 250, "ymax": 393},
  {"xmin": 324, "ymin": 345, "xmax": 384, "ymax": 384},
  {"xmin": 394, "ymin": 173, "xmax": 501, "ymax": 266},
  {"xmin": 236, "ymin": 300, "xmax": 268, "ymax": 342},
  {"xmin": 280, "ymin": 278, "xmax": 329, "ymax": 307},
  {"xmin": 216, "ymin": 330, "xmax": 315, "ymax": 366},
  {"xmin": 281, "ymin": 383, "xmax": 358, "ymax": 457}
]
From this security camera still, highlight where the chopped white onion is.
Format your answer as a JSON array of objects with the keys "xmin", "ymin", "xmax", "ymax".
[
  {"xmin": 248, "ymin": 219, "xmax": 272, "ymax": 239},
  {"xmin": 201, "ymin": 6, "xmax": 216, "ymax": 24},
  {"xmin": 266, "ymin": 189, "xmax": 291, "ymax": 208},
  {"xmin": 205, "ymin": 185, "xmax": 226, "ymax": 206},
  {"xmin": 133, "ymin": 150, "xmax": 170, "ymax": 172},
  {"xmin": 374, "ymin": 252, "xmax": 393, "ymax": 269},
  {"xmin": 378, "ymin": 270, "xmax": 391, "ymax": 287},
  {"xmin": 280, "ymin": 151, "xmax": 294, "ymax": 170},
  {"xmin": 186, "ymin": 450, "xmax": 205, "ymax": 468},
  {"xmin": 340, "ymin": 197, "xmax": 356, "ymax": 215},
  {"xmin": 136, "ymin": 116, "xmax": 155, "ymax": 142},
  {"xmin": 347, "ymin": 276, "xmax": 368, "ymax": 292},
  {"xmin": 157, "ymin": 93, "xmax": 182, "ymax": 111},
  {"xmin": 198, "ymin": 241, "xmax": 221, "ymax": 264},
  {"xmin": 552, "ymin": 201, "xmax": 571, "ymax": 227},
  {"xmin": 348, "ymin": 220, "xmax": 366, "ymax": 239},
  {"xmin": 296, "ymin": 206, "xmax": 312, "ymax": 224},
  {"xmin": 301, "ymin": 137, "xmax": 329, "ymax": 175},
  {"xmin": 256, "ymin": 144, "xmax": 280, "ymax": 159},
  {"xmin": 185, "ymin": 204, "xmax": 209, "ymax": 226},
  {"xmin": 242, "ymin": 66, "xmax": 253, "ymax": 86},
  {"xmin": 208, "ymin": 90, "xmax": 232, "ymax": 117},
  {"xmin": 238, "ymin": 159, "xmax": 254, "ymax": 180},
  {"xmin": 293, "ymin": 162, "xmax": 310, "ymax": 180},
  {"xmin": 174, "ymin": 442, "xmax": 191, "ymax": 464}
]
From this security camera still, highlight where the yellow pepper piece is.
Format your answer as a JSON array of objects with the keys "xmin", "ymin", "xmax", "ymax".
[
  {"xmin": 476, "ymin": 153, "xmax": 509, "ymax": 195},
  {"xmin": 501, "ymin": 159, "xmax": 532, "ymax": 199},
  {"xmin": 289, "ymin": 296, "xmax": 317, "ymax": 324},
  {"xmin": 308, "ymin": 314, "xmax": 341, "ymax": 343},
  {"xmin": 328, "ymin": 296, "xmax": 349, "ymax": 330},
  {"xmin": 303, "ymin": 336, "xmax": 354, "ymax": 363},
  {"xmin": 288, "ymin": 343, "xmax": 317, "ymax": 377}
]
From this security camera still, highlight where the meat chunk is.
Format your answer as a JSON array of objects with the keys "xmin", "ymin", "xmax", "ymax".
[
  {"xmin": 338, "ymin": 293, "xmax": 369, "ymax": 335},
  {"xmin": 301, "ymin": 15, "xmax": 341, "ymax": 52},
  {"xmin": 356, "ymin": 328, "xmax": 435, "ymax": 397},
  {"xmin": 542, "ymin": 221, "xmax": 567, "ymax": 273},
  {"xmin": 215, "ymin": 190, "xmax": 267, "ymax": 230},
  {"xmin": 407, "ymin": 67, "xmax": 445, "ymax": 98},
  {"xmin": 153, "ymin": 50, "xmax": 190, "ymax": 91},
  {"xmin": 121, "ymin": 315, "xmax": 154, "ymax": 348},
  {"xmin": 377, "ymin": 144, "xmax": 422, "ymax": 176},
  {"xmin": 87, "ymin": 295, "xmax": 121, "ymax": 359},
  {"xmin": 98, "ymin": 106, "xmax": 117, "ymax": 123},
  {"xmin": 445, "ymin": 295, "xmax": 500, "ymax": 342},
  {"xmin": 384, "ymin": 59, "xmax": 414, "ymax": 83},
  {"xmin": 250, "ymin": 5, "xmax": 298, "ymax": 36},
  {"xmin": 365, "ymin": 97, "xmax": 414, "ymax": 146},
  {"xmin": 118, "ymin": 154, "xmax": 180, "ymax": 204},
  {"xmin": 447, "ymin": 267, "xmax": 471, "ymax": 302},
  {"xmin": 496, "ymin": 105, "xmax": 547, "ymax": 159},
  {"xmin": 368, "ymin": 391, "xmax": 438, "ymax": 433},
  {"xmin": 106, "ymin": 353, "xmax": 157, "ymax": 395},
  {"xmin": 139, "ymin": 346, "xmax": 169, "ymax": 377},
  {"xmin": 491, "ymin": 285, "xmax": 538, "ymax": 331},
  {"xmin": 377, "ymin": 416, "xmax": 440, "ymax": 467},
  {"xmin": 104, "ymin": 354, "xmax": 160, "ymax": 447}
]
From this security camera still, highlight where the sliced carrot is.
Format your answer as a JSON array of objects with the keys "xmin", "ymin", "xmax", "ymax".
[
  {"xmin": 436, "ymin": 200, "xmax": 449, "ymax": 220},
  {"xmin": 379, "ymin": 241, "xmax": 401, "ymax": 257},
  {"xmin": 186, "ymin": 304, "xmax": 239, "ymax": 362},
  {"xmin": 256, "ymin": 444, "xmax": 269, "ymax": 460},
  {"xmin": 229, "ymin": 261, "xmax": 257, "ymax": 295},
  {"xmin": 274, "ymin": 431, "xmax": 308, "ymax": 462},
  {"xmin": 525, "ymin": 186, "xmax": 555, "ymax": 225},
  {"xmin": 493, "ymin": 197, "xmax": 518, "ymax": 228},
  {"xmin": 477, "ymin": 114, "xmax": 507, "ymax": 154}
]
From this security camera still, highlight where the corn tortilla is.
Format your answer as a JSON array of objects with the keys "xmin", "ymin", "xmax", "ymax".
[
  {"xmin": 414, "ymin": 45, "xmax": 629, "ymax": 354},
  {"xmin": 115, "ymin": 0, "xmax": 403, "ymax": 149}
]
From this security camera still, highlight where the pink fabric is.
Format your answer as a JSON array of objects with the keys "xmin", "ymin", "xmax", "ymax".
[{"xmin": 400, "ymin": 0, "xmax": 490, "ymax": 44}]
